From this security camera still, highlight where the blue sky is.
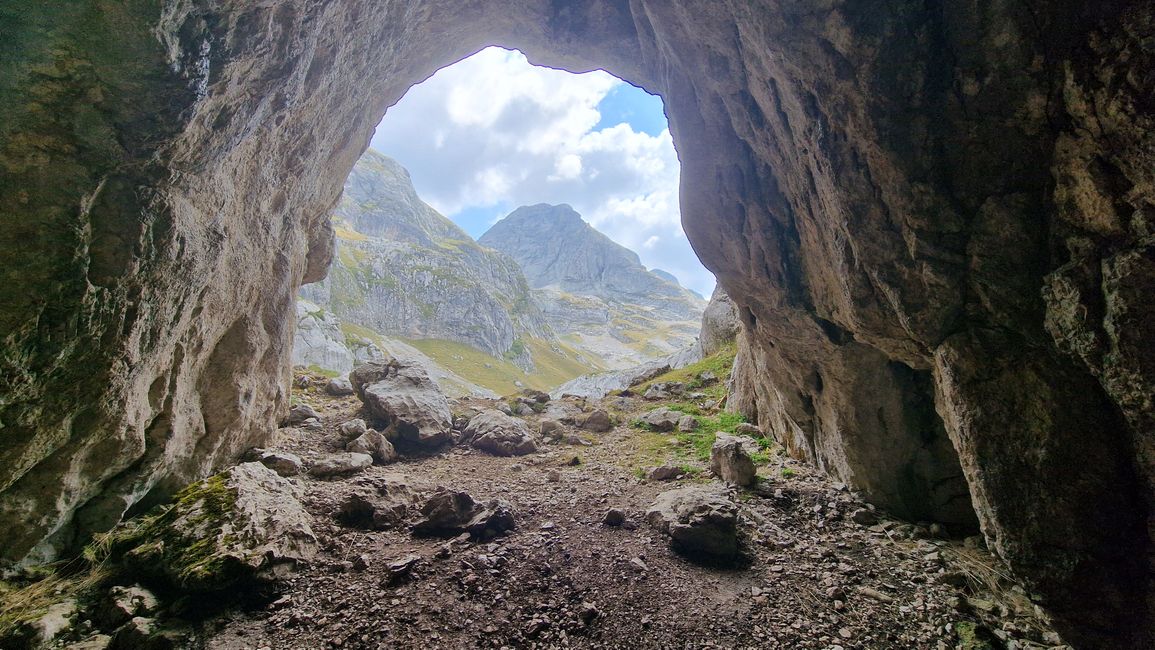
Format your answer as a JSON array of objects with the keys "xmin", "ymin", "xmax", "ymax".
[{"xmin": 369, "ymin": 47, "xmax": 715, "ymax": 297}]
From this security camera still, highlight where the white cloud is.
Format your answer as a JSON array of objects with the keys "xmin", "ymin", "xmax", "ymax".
[{"xmin": 370, "ymin": 47, "xmax": 715, "ymax": 297}]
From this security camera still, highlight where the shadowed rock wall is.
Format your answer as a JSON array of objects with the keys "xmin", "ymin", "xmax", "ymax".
[{"xmin": 1, "ymin": 0, "xmax": 1152, "ymax": 646}]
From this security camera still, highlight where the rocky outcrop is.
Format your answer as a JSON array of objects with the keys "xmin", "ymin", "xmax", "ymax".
[
  {"xmin": 2, "ymin": 1, "xmax": 1153, "ymax": 646},
  {"xmin": 291, "ymin": 299, "xmax": 355, "ymax": 375},
  {"xmin": 97, "ymin": 463, "xmax": 317, "ymax": 593},
  {"xmin": 551, "ymin": 345, "xmax": 702, "ymax": 399}
]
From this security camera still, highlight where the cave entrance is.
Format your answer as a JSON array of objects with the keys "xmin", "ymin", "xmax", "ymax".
[{"xmin": 297, "ymin": 47, "xmax": 716, "ymax": 398}]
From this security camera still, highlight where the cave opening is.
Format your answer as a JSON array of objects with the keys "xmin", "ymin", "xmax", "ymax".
[
  {"xmin": 296, "ymin": 46, "xmax": 717, "ymax": 397},
  {"xmin": 2, "ymin": 2, "xmax": 1150, "ymax": 646}
]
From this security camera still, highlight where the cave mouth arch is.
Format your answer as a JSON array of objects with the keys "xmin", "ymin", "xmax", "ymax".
[{"xmin": 2, "ymin": 2, "xmax": 1151, "ymax": 645}]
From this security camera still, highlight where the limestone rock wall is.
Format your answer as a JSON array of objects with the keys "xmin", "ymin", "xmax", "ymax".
[{"xmin": 2, "ymin": 0, "xmax": 1152, "ymax": 645}]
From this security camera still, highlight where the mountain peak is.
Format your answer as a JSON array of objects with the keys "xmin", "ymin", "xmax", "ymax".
[{"xmin": 479, "ymin": 205, "xmax": 704, "ymax": 319}]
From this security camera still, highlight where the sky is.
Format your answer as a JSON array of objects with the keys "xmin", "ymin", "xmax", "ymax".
[{"xmin": 369, "ymin": 47, "xmax": 716, "ymax": 298}]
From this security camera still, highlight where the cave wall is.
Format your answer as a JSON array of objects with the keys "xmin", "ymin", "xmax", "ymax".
[{"xmin": 1, "ymin": 0, "xmax": 1152, "ymax": 646}]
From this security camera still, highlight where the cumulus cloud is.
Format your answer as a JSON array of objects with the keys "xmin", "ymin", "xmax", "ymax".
[{"xmin": 370, "ymin": 47, "xmax": 715, "ymax": 297}]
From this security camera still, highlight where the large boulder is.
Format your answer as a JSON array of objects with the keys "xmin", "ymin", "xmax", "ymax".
[
  {"xmin": 645, "ymin": 485, "xmax": 739, "ymax": 563},
  {"xmin": 464, "ymin": 410, "xmax": 538, "ymax": 456},
  {"xmin": 710, "ymin": 433, "xmax": 758, "ymax": 487},
  {"xmin": 351, "ymin": 360, "xmax": 452, "ymax": 447},
  {"xmin": 310, "ymin": 453, "xmax": 373, "ymax": 477},
  {"xmin": 96, "ymin": 463, "xmax": 317, "ymax": 593}
]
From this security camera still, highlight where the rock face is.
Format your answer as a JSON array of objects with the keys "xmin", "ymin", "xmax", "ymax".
[
  {"xmin": 302, "ymin": 151, "xmax": 549, "ymax": 362},
  {"xmin": 351, "ymin": 360, "xmax": 452, "ymax": 447},
  {"xmin": 2, "ymin": 2, "xmax": 1153, "ymax": 645},
  {"xmin": 292, "ymin": 299, "xmax": 355, "ymax": 375}
]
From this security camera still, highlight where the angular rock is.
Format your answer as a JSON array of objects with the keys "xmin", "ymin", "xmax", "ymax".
[
  {"xmin": 677, "ymin": 414, "xmax": 697, "ymax": 432},
  {"xmin": 325, "ymin": 377, "xmax": 355, "ymax": 396},
  {"xmin": 412, "ymin": 488, "xmax": 517, "ymax": 538},
  {"xmin": 644, "ymin": 382, "xmax": 685, "ymax": 400},
  {"xmin": 286, "ymin": 404, "xmax": 320, "ymax": 426},
  {"xmin": 639, "ymin": 407, "xmax": 682, "ymax": 432},
  {"xmin": 352, "ymin": 361, "xmax": 453, "ymax": 446},
  {"xmin": 521, "ymin": 389, "xmax": 550, "ymax": 404},
  {"xmin": 734, "ymin": 422, "xmax": 762, "ymax": 437},
  {"xmin": 464, "ymin": 410, "xmax": 538, "ymax": 456},
  {"xmin": 17, "ymin": 599, "xmax": 76, "ymax": 648},
  {"xmin": 310, "ymin": 453, "xmax": 373, "ymax": 477},
  {"xmin": 648, "ymin": 465, "xmax": 684, "ymax": 481},
  {"xmin": 646, "ymin": 485, "xmax": 740, "ymax": 562},
  {"xmin": 711, "ymin": 433, "xmax": 758, "ymax": 487},
  {"xmin": 346, "ymin": 430, "xmax": 398, "ymax": 464},
  {"xmin": 578, "ymin": 409, "xmax": 613, "ymax": 433},
  {"xmin": 603, "ymin": 508, "xmax": 627, "ymax": 526},
  {"xmin": 338, "ymin": 418, "xmax": 368, "ymax": 441},
  {"xmin": 99, "ymin": 463, "xmax": 317, "ymax": 593},
  {"xmin": 539, "ymin": 419, "xmax": 563, "ymax": 439},
  {"xmin": 698, "ymin": 286, "xmax": 740, "ymax": 356},
  {"xmin": 254, "ymin": 449, "xmax": 304, "ymax": 477}
]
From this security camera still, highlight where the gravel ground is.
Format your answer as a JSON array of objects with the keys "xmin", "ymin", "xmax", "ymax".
[{"xmin": 202, "ymin": 381, "xmax": 1066, "ymax": 650}]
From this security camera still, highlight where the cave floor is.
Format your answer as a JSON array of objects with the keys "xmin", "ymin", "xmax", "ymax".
[{"xmin": 202, "ymin": 383, "xmax": 1061, "ymax": 650}]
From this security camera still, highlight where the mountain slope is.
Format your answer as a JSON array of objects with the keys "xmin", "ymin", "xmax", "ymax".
[
  {"xmin": 480, "ymin": 204, "xmax": 706, "ymax": 367},
  {"xmin": 302, "ymin": 150, "xmax": 549, "ymax": 364}
]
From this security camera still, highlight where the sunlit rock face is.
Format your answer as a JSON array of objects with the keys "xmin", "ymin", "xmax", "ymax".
[{"xmin": 1, "ymin": 1, "xmax": 1152, "ymax": 645}]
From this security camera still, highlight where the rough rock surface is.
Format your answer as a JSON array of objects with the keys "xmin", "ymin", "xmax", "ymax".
[
  {"xmin": 639, "ymin": 407, "xmax": 682, "ymax": 433},
  {"xmin": 291, "ymin": 299, "xmax": 355, "ymax": 375},
  {"xmin": 102, "ymin": 463, "xmax": 317, "ymax": 593},
  {"xmin": 698, "ymin": 287, "xmax": 740, "ymax": 357},
  {"xmin": 310, "ymin": 453, "xmax": 373, "ymax": 478},
  {"xmin": 345, "ymin": 430, "xmax": 397, "ymax": 464},
  {"xmin": 411, "ymin": 488, "xmax": 517, "ymax": 539},
  {"xmin": 351, "ymin": 360, "xmax": 452, "ymax": 447},
  {"xmin": 2, "ymin": 1, "xmax": 1153, "ymax": 645},
  {"xmin": 301, "ymin": 151, "xmax": 549, "ymax": 361},
  {"xmin": 645, "ymin": 485, "xmax": 740, "ymax": 562},
  {"xmin": 710, "ymin": 434, "xmax": 757, "ymax": 487},
  {"xmin": 463, "ymin": 410, "xmax": 538, "ymax": 457}
]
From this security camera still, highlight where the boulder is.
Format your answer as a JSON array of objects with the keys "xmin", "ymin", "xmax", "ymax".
[
  {"xmin": 710, "ymin": 433, "xmax": 758, "ymax": 487},
  {"xmin": 646, "ymin": 485, "xmax": 739, "ymax": 562},
  {"xmin": 521, "ymin": 389, "xmax": 550, "ymax": 404},
  {"xmin": 254, "ymin": 449, "xmax": 304, "ymax": 477},
  {"xmin": 578, "ymin": 409, "xmax": 613, "ymax": 433},
  {"xmin": 639, "ymin": 407, "xmax": 682, "ymax": 432},
  {"xmin": 734, "ymin": 422, "xmax": 762, "ymax": 438},
  {"xmin": 412, "ymin": 488, "xmax": 517, "ymax": 539},
  {"xmin": 648, "ymin": 465, "xmax": 684, "ymax": 481},
  {"xmin": 644, "ymin": 382, "xmax": 685, "ymax": 400},
  {"xmin": 346, "ymin": 430, "xmax": 398, "ymax": 464},
  {"xmin": 677, "ymin": 414, "xmax": 697, "ymax": 432},
  {"xmin": 98, "ymin": 463, "xmax": 317, "ymax": 593},
  {"xmin": 352, "ymin": 361, "xmax": 453, "ymax": 446},
  {"xmin": 325, "ymin": 377, "xmax": 355, "ymax": 396},
  {"xmin": 540, "ymin": 419, "xmax": 564, "ymax": 439},
  {"xmin": 285, "ymin": 404, "xmax": 320, "ymax": 426},
  {"xmin": 465, "ymin": 410, "xmax": 538, "ymax": 456},
  {"xmin": 698, "ymin": 286, "xmax": 740, "ymax": 356},
  {"xmin": 310, "ymin": 453, "xmax": 373, "ymax": 477},
  {"xmin": 338, "ymin": 418, "xmax": 368, "ymax": 441}
]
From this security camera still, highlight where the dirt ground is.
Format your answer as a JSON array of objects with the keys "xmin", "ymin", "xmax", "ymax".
[{"xmin": 200, "ymin": 376, "xmax": 1064, "ymax": 650}]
